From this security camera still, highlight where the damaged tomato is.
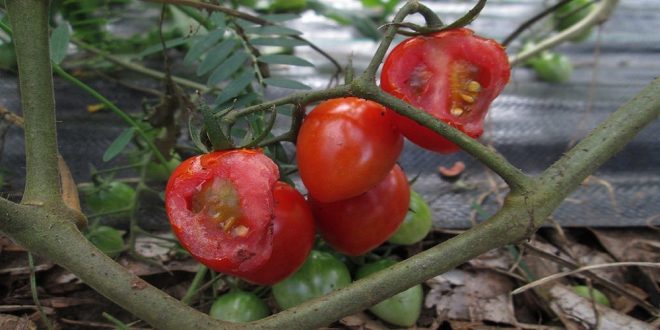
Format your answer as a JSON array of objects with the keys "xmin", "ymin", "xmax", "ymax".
[{"xmin": 381, "ymin": 28, "xmax": 510, "ymax": 153}]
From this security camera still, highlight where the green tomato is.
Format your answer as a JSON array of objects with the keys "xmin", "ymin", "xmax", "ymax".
[
  {"xmin": 553, "ymin": 0, "xmax": 594, "ymax": 42},
  {"xmin": 356, "ymin": 259, "xmax": 423, "ymax": 327},
  {"xmin": 573, "ymin": 285, "xmax": 610, "ymax": 306},
  {"xmin": 146, "ymin": 156, "xmax": 181, "ymax": 182},
  {"xmin": 270, "ymin": 0, "xmax": 307, "ymax": 12},
  {"xmin": 0, "ymin": 42, "xmax": 17, "ymax": 71},
  {"xmin": 86, "ymin": 225, "xmax": 124, "ymax": 258},
  {"xmin": 209, "ymin": 291, "xmax": 270, "ymax": 323},
  {"xmin": 272, "ymin": 250, "xmax": 351, "ymax": 310},
  {"xmin": 82, "ymin": 181, "xmax": 135, "ymax": 216},
  {"xmin": 388, "ymin": 191, "xmax": 432, "ymax": 245},
  {"xmin": 529, "ymin": 51, "xmax": 573, "ymax": 83}
]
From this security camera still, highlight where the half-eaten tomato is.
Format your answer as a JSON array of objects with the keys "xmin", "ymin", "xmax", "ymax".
[
  {"xmin": 166, "ymin": 149, "xmax": 279, "ymax": 275},
  {"xmin": 309, "ymin": 164, "xmax": 410, "ymax": 256},
  {"xmin": 296, "ymin": 97, "xmax": 403, "ymax": 203},
  {"xmin": 380, "ymin": 28, "xmax": 510, "ymax": 153}
]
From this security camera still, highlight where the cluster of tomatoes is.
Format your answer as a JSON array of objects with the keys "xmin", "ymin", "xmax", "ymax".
[{"xmin": 164, "ymin": 27, "xmax": 510, "ymax": 320}]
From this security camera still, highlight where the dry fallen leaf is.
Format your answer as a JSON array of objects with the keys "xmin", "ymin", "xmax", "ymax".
[
  {"xmin": 425, "ymin": 269, "xmax": 516, "ymax": 325},
  {"xmin": 548, "ymin": 284, "xmax": 654, "ymax": 330},
  {"xmin": 0, "ymin": 313, "xmax": 36, "ymax": 330},
  {"xmin": 590, "ymin": 228, "xmax": 660, "ymax": 282},
  {"xmin": 339, "ymin": 312, "xmax": 389, "ymax": 330}
]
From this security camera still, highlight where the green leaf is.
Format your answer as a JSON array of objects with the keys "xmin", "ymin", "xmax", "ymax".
[
  {"xmin": 209, "ymin": 12, "xmax": 226, "ymax": 27},
  {"xmin": 258, "ymin": 54, "xmax": 313, "ymax": 67},
  {"xmin": 103, "ymin": 127, "xmax": 135, "ymax": 162},
  {"xmin": 207, "ymin": 51, "xmax": 249, "ymax": 86},
  {"xmin": 50, "ymin": 23, "xmax": 70, "ymax": 64},
  {"xmin": 231, "ymin": 92, "xmax": 261, "ymax": 110},
  {"xmin": 276, "ymin": 104, "xmax": 295, "ymax": 116},
  {"xmin": 260, "ymin": 13, "xmax": 300, "ymax": 22},
  {"xmin": 251, "ymin": 37, "xmax": 307, "ymax": 47},
  {"xmin": 215, "ymin": 69, "xmax": 255, "ymax": 105},
  {"xmin": 138, "ymin": 37, "xmax": 191, "ymax": 58},
  {"xmin": 183, "ymin": 29, "xmax": 225, "ymax": 66},
  {"xmin": 244, "ymin": 25, "xmax": 302, "ymax": 36},
  {"xmin": 196, "ymin": 38, "xmax": 238, "ymax": 76},
  {"xmin": 264, "ymin": 77, "xmax": 311, "ymax": 90}
]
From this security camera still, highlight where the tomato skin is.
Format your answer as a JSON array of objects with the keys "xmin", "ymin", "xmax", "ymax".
[
  {"xmin": 381, "ymin": 28, "xmax": 510, "ymax": 153},
  {"xmin": 387, "ymin": 190, "xmax": 433, "ymax": 245},
  {"xmin": 296, "ymin": 97, "xmax": 403, "ymax": 203},
  {"xmin": 209, "ymin": 290, "xmax": 270, "ymax": 323},
  {"xmin": 272, "ymin": 250, "xmax": 351, "ymax": 310},
  {"xmin": 309, "ymin": 165, "xmax": 410, "ymax": 256},
  {"xmin": 165, "ymin": 149, "xmax": 279, "ymax": 275},
  {"xmin": 238, "ymin": 182, "xmax": 315, "ymax": 285},
  {"xmin": 356, "ymin": 259, "xmax": 423, "ymax": 327}
]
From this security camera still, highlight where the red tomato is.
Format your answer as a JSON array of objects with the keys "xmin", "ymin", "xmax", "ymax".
[
  {"xmin": 381, "ymin": 28, "xmax": 510, "ymax": 153},
  {"xmin": 165, "ymin": 149, "xmax": 278, "ymax": 274},
  {"xmin": 296, "ymin": 97, "xmax": 403, "ymax": 203},
  {"xmin": 309, "ymin": 165, "xmax": 410, "ymax": 256},
  {"xmin": 239, "ymin": 182, "xmax": 315, "ymax": 285}
]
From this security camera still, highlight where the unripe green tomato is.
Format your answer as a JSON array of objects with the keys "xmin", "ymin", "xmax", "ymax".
[
  {"xmin": 0, "ymin": 42, "xmax": 17, "ymax": 70},
  {"xmin": 82, "ymin": 181, "xmax": 135, "ymax": 216},
  {"xmin": 356, "ymin": 259, "xmax": 423, "ymax": 327},
  {"xmin": 270, "ymin": 0, "xmax": 307, "ymax": 12},
  {"xmin": 86, "ymin": 226, "xmax": 124, "ymax": 258},
  {"xmin": 529, "ymin": 51, "xmax": 573, "ymax": 83},
  {"xmin": 272, "ymin": 250, "xmax": 351, "ymax": 309},
  {"xmin": 388, "ymin": 191, "xmax": 432, "ymax": 245},
  {"xmin": 553, "ymin": 0, "xmax": 594, "ymax": 42},
  {"xmin": 573, "ymin": 285, "xmax": 610, "ymax": 306},
  {"xmin": 209, "ymin": 291, "xmax": 270, "ymax": 323},
  {"xmin": 146, "ymin": 156, "xmax": 181, "ymax": 182}
]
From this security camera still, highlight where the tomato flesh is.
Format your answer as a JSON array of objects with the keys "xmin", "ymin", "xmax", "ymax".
[
  {"xmin": 310, "ymin": 165, "xmax": 410, "ymax": 256},
  {"xmin": 166, "ymin": 149, "xmax": 279, "ymax": 274},
  {"xmin": 296, "ymin": 97, "xmax": 403, "ymax": 203},
  {"xmin": 381, "ymin": 28, "xmax": 510, "ymax": 153}
]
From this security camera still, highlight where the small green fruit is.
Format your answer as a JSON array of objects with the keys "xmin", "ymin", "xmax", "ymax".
[{"xmin": 573, "ymin": 285, "xmax": 610, "ymax": 306}]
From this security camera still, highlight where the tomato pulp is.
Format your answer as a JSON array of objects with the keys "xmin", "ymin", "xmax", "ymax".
[
  {"xmin": 296, "ymin": 97, "xmax": 403, "ymax": 203},
  {"xmin": 381, "ymin": 28, "xmax": 510, "ymax": 153},
  {"xmin": 165, "ymin": 149, "xmax": 279, "ymax": 274}
]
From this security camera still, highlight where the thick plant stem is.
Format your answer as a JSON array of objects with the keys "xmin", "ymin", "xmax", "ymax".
[
  {"xmin": 0, "ymin": 198, "xmax": 229, "ymax": 329},
  {"xmin": 6, "ymin": 0, "xmax": 61, "ymax": 205}
]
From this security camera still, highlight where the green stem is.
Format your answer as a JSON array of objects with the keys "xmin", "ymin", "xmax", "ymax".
[
  {"xmin": 181, "ymin": 265, "xmax": 209, "ymax": 305},
  {"xmin": 51, "ymin": 65, "xmax": 167, "ymax": 165},
  {"xmin": 29, "ymin": 253, "xmax": 54, "ymax": 330},
  {"xmin": 7, "ymin": 0, "xmax": 61, "ymax": 205}
]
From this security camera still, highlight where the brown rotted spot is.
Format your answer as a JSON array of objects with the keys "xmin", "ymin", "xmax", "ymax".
[{"xmin": 235, "ymin": 249, "xmax": 256, "ymax": 263}]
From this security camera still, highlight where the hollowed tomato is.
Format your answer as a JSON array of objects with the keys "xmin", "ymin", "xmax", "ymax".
[{"xmin": 380, "ymin": 28, "xmax": 510, "ymax": 153}]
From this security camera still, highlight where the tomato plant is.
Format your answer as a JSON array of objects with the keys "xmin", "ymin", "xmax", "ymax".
[
  {"xmin": 272, "ymin": 250, "xmax": 352, "ymax": 310},
  {"xmin": 209, "ymin": 290, "xmax": 270, "ymax": 323},
  {"xmin": 309, "ymin": 165, "xmax": 410, "ymax": 256},
  {"xmin": 356, "ymin": 259, "xmax": 423, "ymax": 327},
  {"xmin": 238, "ymin": 181, "xmax": 315, "ymax": 285},
  {"xmin": 528, "ymin": 51, "xmax": 573, "ymax": 83},
  {"xmin": 388, "ymin": 190, "xmax": 433, "ymax": 245},
  {"xmin": 380, "ymin": 28, "xmax": 510, "ymax": 153},
  {"xmin": 296, "ymin": 97, "xmax": 403, "ymax": 203},
  {"xmin": 165, "ymin": 149, "xmax": 280, "ymax": 275},
  {"xmin": 82, "ymin": 180, "xmax": 135, "ymax": 217}
]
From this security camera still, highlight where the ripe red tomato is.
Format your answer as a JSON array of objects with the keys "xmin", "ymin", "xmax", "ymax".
[
  {"xmin": 165, "ymin": 149, "xmax": 279, "ymax": 274},
  {"xmin": 309, "ymin": 165, "xmax": 410, "ymax": 256},
  {"xmin": 380, "ymin": 28, "xmax": 510, "ymax": 153},
  {"xmin": 239, "ymin": 182, "xmax": 315, "ymax": 285},
  {"xmin": 296, "ymin": 97, "xmax": 403, "ymax": 203}
]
